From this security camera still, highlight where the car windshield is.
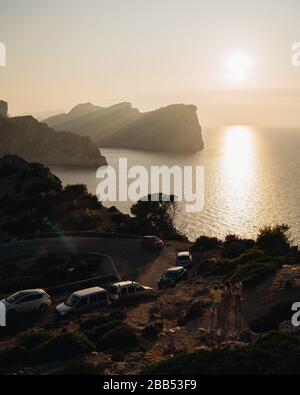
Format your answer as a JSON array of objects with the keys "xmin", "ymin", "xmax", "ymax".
[
  {"xmin": 6, "ymin": 292, "xmax": 26, "ymax": 304},
  {"xmin": 164, "ymin": 271, "xmax": 180, "ymax": 279},
  {"xmin": 65, "ymin": 294, "xmax": 80, "ymax": 307}
]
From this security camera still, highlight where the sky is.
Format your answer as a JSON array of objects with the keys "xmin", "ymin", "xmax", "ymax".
[{"xmin": 0, "ymin": 0, "xmax": 300, "ymax": 127}]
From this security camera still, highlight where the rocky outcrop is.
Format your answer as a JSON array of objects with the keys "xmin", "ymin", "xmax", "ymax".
[
  {"xmin": 0, "ymin": 115, "xmax": 107, "ymax": 167},
  {"xmin": 0, "ymin": 100, "xmax": 8, "ymax": 118},
  {"xmin": 45, "ymin": 103, "xmax": 204, "ymax": 153}
]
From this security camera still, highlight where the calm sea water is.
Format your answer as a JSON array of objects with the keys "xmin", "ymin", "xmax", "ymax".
[{"xmin": 50, "ymin": 126, "xmax": 300, "ymax": 244}]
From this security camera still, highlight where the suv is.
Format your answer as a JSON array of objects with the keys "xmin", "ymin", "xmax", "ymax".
[
  {"xmin": 142, "ymin": 236, "xmax": 164, "ymax": 250},
  {"xmin": 158, "ymin": 266, "xmax": 188, "ymax": 289},
  {"xmin": 56, "ymin": 287, "xmax": 109, "ymax": 317},
  {"xmin": 109, "ymin": 281, "xmax": 154, "ymax": 302},
  {"xmin": 1, "ymin": 289, "xmax": 51, "ymax": 318},
  {"xmin": 176, "ymin": 251, "xmax": 193, "ymax": 268}
]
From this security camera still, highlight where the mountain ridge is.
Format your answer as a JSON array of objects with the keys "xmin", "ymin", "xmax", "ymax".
[
  {"xmin": 45, "ymin": 102, "xmax": 204, "ymax": 152},
  {"xmin": 0, "ymin": 102, "xmax": 107, "ymax": 167}
]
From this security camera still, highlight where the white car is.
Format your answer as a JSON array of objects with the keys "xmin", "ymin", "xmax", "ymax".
[
  {"xmin": 109, "ymin": 281, "xmax": 154, "ymax": 302},
  {"xmin": 1, "ymin": 289, "xmax": 51, "ymax": 318},
  {"xmin": 56, "ymin": 287, "xmax": 109, "ymax": 317},
  {"xmin": 176, "ymin": 251, "xmax": 193, "ymax": 268}
]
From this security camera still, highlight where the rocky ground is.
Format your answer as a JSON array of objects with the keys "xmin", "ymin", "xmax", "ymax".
[{"xmin": 1, "ymin": 242, "xmax": 300, "ymax": 375}]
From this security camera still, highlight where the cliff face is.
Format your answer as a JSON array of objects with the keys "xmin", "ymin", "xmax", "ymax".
[
  {"xmin": 0, "ymin": 115, "xmax": 107, "ymax": 167},
  {"xmin": 45, "ymin": 103, "xmax": 204, "ymax": 152},
  {"xmin": 0, "ymin": 100, "xmax": 8, "ymax": 118},
  {"xmin": 103, "ymin": 104, "xmax": 204, "ymax": 152}
]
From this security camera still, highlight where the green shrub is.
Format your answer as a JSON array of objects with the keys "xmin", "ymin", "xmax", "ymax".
[
  {"xmin": 224, "ymin": 235, "xmax": 255, "ymax": 249},
  {"xmin": 222, "ymin": 242, "xmax": 246, "ymax": 259},
  {"xmin": 144, "ymin": 332, "xmax": 300, "ymax": 375},
  {"xmin": 0, "ymin": 346, "xmax": 30, "ymax": 368},
  {"xmin": 18, "ymin": 331, "xmax": 52, "ymax": 350},
  {"xmin": 97, "ymin": 324, "xmax": 139, "ymax": 351},
  {"xmin": 226, "ymin": 258, "xmax": 280, "ymax": 288},
  {"xmin": 250, "ymin": 301, "xmax": 295, "ymax": 333},
  {"xmin": 80, "ymin": 311, "xmax": 125, "ymax": 331},
  {"xmin": 235, "ymin": 249, "xmax": 264, "ymax": 265},
  {"xmin": 190, "ymin": 236, "xmax": 220, "ymax": 253},
  {"xmin": 257, "ymin": 224, "xmax": 290, "ymax": 256},
  {"xmin": 284, "ymin": 250, "xmax": 300, "ymax": 265},
  {"xmin": 30, "ymin": 333, "xmax": 94, "ymax": 364},
  {"xmin": 85, "ymin": 320, "xmax": 122, "ymax": 342}
]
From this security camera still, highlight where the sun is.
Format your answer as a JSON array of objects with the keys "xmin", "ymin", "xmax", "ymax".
[{"xmin": 227, "ymin": 52, "xmax": 251, "ymax": 82}]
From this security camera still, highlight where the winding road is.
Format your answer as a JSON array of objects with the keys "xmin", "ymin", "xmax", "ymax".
[{"xmin": 0, "ymin": 236, "xmax": 167, "ymax": 286}]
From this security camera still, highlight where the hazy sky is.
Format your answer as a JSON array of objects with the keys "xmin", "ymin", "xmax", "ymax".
[{"xmin": 1, "ymin": 0, "xmax": 300, "ymax": 127}]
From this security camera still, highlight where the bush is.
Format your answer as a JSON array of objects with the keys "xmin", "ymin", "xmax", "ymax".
[
  {"xmin": 226, "ymin": 258, "xmax": 281, "ymax": 288},
  {"xmin": 222, "ymin": 242, "xmax": 246, "ymax": 259},
  {"xmin": 0, "ymin": 346, "xmax": 30, "ymax": 368},
  {"xmin": 144, "ymin": 332, "xmax": 300, "ymax": 375},
  {"xmin": 64, "ymin": 209, "xmax": 102, "ymax": 231},
  {"xmin": 235, "ymin": 249, "xmax": 265, "ymax": 265},
  {"xmin": 30, "ymin": 333, "xmax": 94, "ymax": 364},
  {"xmin": 198, "ymin": 259, "xmax": 237, "ymax": 277},
  {"xmin": 284, "ymin": 250, "xmax": 300, "ymax": 265},
  {"xmin": 85, "ymin": 320, "xmax": 122, "ymax": 342},
  {"xmin": 190, "ymin": 236, "xmax": 220, "ymax": 253},
  {"xmin": 18, "ymin": 331, "xmax": 52, "ymax": 350},
  {"xmin": 97, "ymin": 324, "xmax": 139, "ymax": 351},
  {"xmin": 250, "ymin": 301, "xmax": 295, "ymax": 333},
  {"xmin": 257, "ymin": 224, "xmax": 290, "ymax": 256},
  {"xmin": 224, "ymin": 235, "xmax": 255, "ymax": 249}
]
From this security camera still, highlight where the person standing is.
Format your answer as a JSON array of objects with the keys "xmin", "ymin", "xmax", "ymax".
[
  {"xmin": 233, "ymin": 278, "xmax": 243, "ymax": 311},
  {"xmin": 210, "ymin": 285, "xmax": 223, "ymax": 330},
  {"xmin": 223, "ymin": 280, "xmax": 232, "ymax": 334},
  {"xmin": 233, "ymin": 278, "xmax": 243, "ymax": 331}
]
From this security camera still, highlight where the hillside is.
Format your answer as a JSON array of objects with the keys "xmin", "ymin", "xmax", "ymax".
[
  {"xmin": 45, "ymin": 102, "xmax": 204, "ymax": 152},
  {"xmin": 0, "ymin": 155, "xmax": 126, "ymax": 241},
  {"xmin": 0, "ymin": 113, "xmax": 107, "ymax": 167}
]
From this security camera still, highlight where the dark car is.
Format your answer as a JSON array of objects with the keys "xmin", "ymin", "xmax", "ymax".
[
  {"xmin": 157, "ymin": 266, "xmax": 188, "ymax": 289},
  {"xmin": 142, "ymin": 235, "xmax": 164, "ymax": 250}
]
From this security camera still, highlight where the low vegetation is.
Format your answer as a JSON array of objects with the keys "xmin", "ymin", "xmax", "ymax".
[
  {"xmin": 144, "ymin": 332, "xmax": 300, "ymax": 375},
  {"xmin": 195, "ymin": 226, "xmax": 292, "ymax": 288},
  {"xmin": 0, "ymin": 332, "xmax": 94, "ymax": 368},
  {"xmin": 250, "ymin": 301, "xmax": 296, "ymax": 333},
  {"xmin": 0, "ymin": 252, "xmax": 104, "ymax": 293}
]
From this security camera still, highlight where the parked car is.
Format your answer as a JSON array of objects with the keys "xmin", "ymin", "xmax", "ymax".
[
  {"xmin": 1, "ymin": 289, "xmax": 51, "ymax": 318},
  {"xmin": 109, "ymin": 281, "xmax": 154, "ymax": 301},
  {"xmin": 176, "ymin": 251, "xmax": 193, "ymax": 268},
  {"xmin": 142, "ymin": 235, "xmax": 164, "ymax": 250},
  {"xmin": 158, "ymin": 266, "xmax": 188, "ymax": 289},
  {"xmin": 56, "ymin": 287, "xmax": 109, "ymax": 317}
]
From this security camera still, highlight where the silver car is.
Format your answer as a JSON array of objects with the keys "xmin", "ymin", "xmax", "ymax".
[{"xmin": 1, "ymin": 289, "xmax": 52, "ymax": 319}]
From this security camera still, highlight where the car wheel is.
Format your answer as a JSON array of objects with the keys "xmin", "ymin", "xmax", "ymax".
[{"xmin": 39, "ymin": 304, "xmax": 48, "ymax": 314}]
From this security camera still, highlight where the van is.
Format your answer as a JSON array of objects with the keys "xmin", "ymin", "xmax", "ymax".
[
  {"xmin": 109, "ymin": 281, "xmax": 154, "ymax": 302},
  {"xmin": 55, "ymin": 287, "xmax": 109, "ymax": 317}
]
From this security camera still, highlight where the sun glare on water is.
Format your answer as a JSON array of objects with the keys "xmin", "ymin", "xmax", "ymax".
[{"xmin": 222, "ymin": 125, "xmax": 255, "ymax": 184}]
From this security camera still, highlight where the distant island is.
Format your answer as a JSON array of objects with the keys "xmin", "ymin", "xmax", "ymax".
[
  {"xmin": 0, "ymin": 101, "xmax": 107, "ymax": 167},
  {"xmin": 45, "ymin": 102, "xmax": 204, "ymax": 153}
]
